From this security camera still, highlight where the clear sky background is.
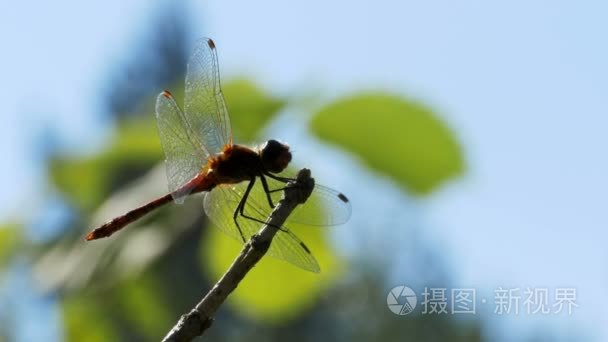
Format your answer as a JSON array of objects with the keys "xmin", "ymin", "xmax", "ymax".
[{"xmin": 1, "ymin": 0, "xmax": 607, "ymax": 340}]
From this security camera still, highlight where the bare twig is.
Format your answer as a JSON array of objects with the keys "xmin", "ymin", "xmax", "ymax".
[{"xmin": 162, "ymin": 168, "xmax": 315, "ymax": 342}]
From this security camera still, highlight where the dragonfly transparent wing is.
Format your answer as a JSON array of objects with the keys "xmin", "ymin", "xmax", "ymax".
[
  {"xmin": 288, "ymin": 183, "xmax": 351, "ymax": 226},
  {"xmin": 155, "ymin": 91, "xmax": 207, "ymax": 204},
  {"xmin": 204, "ymin": 184, "xmax": 320, "ymax": 272},
  {"xmin": 184, "ymin": 38, "xmax": 232, "ymax": 156},
  {"xmin": 261, "ymin": 177, "xmax": 352, "ymax": 226}
]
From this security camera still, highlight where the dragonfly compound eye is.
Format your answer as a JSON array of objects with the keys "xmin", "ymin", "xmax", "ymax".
[{"xmin": 261, "ymin": 140, "xmax": 291, "ymax": 173}]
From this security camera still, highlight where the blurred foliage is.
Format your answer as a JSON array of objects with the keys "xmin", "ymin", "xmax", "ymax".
[
  {"xmin": 50, "ymin": 118, "xmax": 162, "ymax": 211},
  {"xmin": 222, "ymin": 79, "xmax": 285, "ymax": 143},
  {"xmin": 0, "ymin": 224, "xmax": 21, "ymax": 270},
  {"xmin": 114, "ymin": 274, "xmax": 173, "ymax": 339},
  {"xmin": 199, "ymin": 270, "xmax": 484, "ymax": 342},
  {"xmin": 59, "ymin": 224, "xmax": 207, "ymax": 342},
  {"xmin": 202, "ymin": 221, "xmax": 342, "ymax": 323},
  {"xmin": 62, "ymin": 295, "xmax": 120, "ymax": 342},
  {"xmin": 311, "ymin": 93, "xmax": 464, "ymax": 194}
]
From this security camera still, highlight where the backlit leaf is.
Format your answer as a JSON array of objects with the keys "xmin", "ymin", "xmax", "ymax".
[
  {"xmin": 62, "ymin": 295, "xmax": 119, "ymax": 342},
  {"xmin": 311, "ymin": 93, "xmax": 464, "ymax": 194},
  {"xmin": 222, "ymin": 79, "xmax": 285, "ymax": 143},
  {"xmin": 201, "ymin": 222, "xmax": 342, "ymax": 323}
]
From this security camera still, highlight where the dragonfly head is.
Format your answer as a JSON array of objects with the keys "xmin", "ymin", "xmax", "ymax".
[{"xmin": 260, "ymin": 139, "xmax": 292, "ymax": 173}]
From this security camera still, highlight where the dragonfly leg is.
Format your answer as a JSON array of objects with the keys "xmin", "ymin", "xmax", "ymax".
[
  {"xmin": 237, "ymin": 180, "xmax": 285, "ymax": 232},
  {"xmin": 259, "ymin": 174, "xmax": 275, "ymax": 209},
  {"xmin": 264, "ymin": 172, "xmax": 295, "ymax": 184},
  {"xmin": 233, "ymin": 178, "xmax": 256, "ymax": 243},
  {"xmin": 267, "ymin": 186, "xmax": 291, "ymax": 194},
  {"xmin": 263, "ymin": 171, "xmax": 302, "ymax": 193},
  {"xmin": 238, "ymin": 209, "xmax": 287, "ymax": 232}
]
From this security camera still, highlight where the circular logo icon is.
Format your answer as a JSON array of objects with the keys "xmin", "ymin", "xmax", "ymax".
[{"xmin": 387, "ymin": 285, "xmax": 417, "ymax": 315}]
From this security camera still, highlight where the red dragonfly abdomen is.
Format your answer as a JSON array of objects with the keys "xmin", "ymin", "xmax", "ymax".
[
  {"xmin": 85, "ymin": 172, "xmax": 216, "ymax": 241},
  {"xmin": 85, "ymin": 193, "xmax": 174, "ymax": 240}
]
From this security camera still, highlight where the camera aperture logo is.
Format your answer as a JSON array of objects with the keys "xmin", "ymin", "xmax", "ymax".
[{"xmin": 387, "ymin": 285, "xmax": 417, "ymax": 315}]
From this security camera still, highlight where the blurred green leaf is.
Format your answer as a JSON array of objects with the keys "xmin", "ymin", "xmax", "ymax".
[
  {"xmin": 222, "ymin": 79, "xmax": 285, "ymax": 142},
  {"xmin": 311, "ymin": 93, "xmax": 464, "ymax": 194},
  {"xmin": 62, "ymin": 295, "xmax": 119, "ymax": 342},
  {"xmin": 116, "ymin": 274, "xmax": 172, "ymax": 339},
  {"xmin": 50, "ymin": 117, "xmax": 162, "ymax": 210},
  {"xmin": 201, "ymin": 223, "xmax": 342, "ymax": 323},
  {"xmin": 0, "ymin": 224, "xmax": 21, "ymax": 269}
]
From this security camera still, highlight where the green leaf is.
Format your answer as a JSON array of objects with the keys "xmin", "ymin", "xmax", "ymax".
[
  {"xmin": 201, "ymin": 223, "xmax": 342, "ymax": 323},
  {"xmin": 222, "ymin": 79, "xmax": 285, "ymax": 143},
  {"xmin": 0, "ymin": 224, "xmax": 21, "ymax": 269},
  {"xmin": 311, "ymin": 93, "xmax": 464, "ymax": 194},
  {"xmin": 62, "ymin": 295, "xmax": 119, "ymax": 342},
  {"xmin": 115, "ymin": 274, "xmax": 172, "ymax": 339}
]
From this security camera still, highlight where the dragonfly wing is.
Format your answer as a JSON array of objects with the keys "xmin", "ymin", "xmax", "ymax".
[
  {"xmin": 204, "ymin": 183, "xmax": 320, "ymax": 272},
  {"xmin": 264, "ymin": 178, "xmax": 352, "ymax": 226},
  {"xmin": 265, "ymin": 224, "xmax": 320, "ymax": 273},
  {"xmin": 203, "ymin": 186, "xmax": 249, "ymax": 242},
  {"xmin": 184, "ymin": 38, "xmax": 232, "ymax": 156},
  {"xmin": 288, "ymin": 183, "xmax": 352, "ymax": 226},
  {"xmin": 155, "ymin": 91, "xmax": 207, "ymax": 204}
]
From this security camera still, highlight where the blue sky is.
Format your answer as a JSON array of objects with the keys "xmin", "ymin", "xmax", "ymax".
[{"xmin": 1, "ymin": 0, "xmax": 607, "ymax": 340}]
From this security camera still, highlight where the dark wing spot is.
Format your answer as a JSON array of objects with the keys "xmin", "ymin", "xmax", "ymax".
[
  {"xmin": 300, "ymin": 241, "xmax": 311, "ymax": 254},
  {"xmin": 162, "ymin": 90, "xmax": 173, "ymax": 98},
  {"xmin": 338, "ymin": 193, "xmax": 349, "ymax": 203},
  {"xmin": 207, "ymin": 39, "xmax": 216, "ymax": 49}
]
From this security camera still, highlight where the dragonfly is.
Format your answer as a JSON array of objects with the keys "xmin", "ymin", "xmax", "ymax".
[{"xmin": 85, "ymin": 38, "xmax": 351, "ymax": 272}]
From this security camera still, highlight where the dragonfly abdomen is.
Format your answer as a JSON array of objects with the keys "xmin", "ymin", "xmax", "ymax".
[{"xmin": 85, "ymin": 193, "xmax": 173, "ymax": 240}]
